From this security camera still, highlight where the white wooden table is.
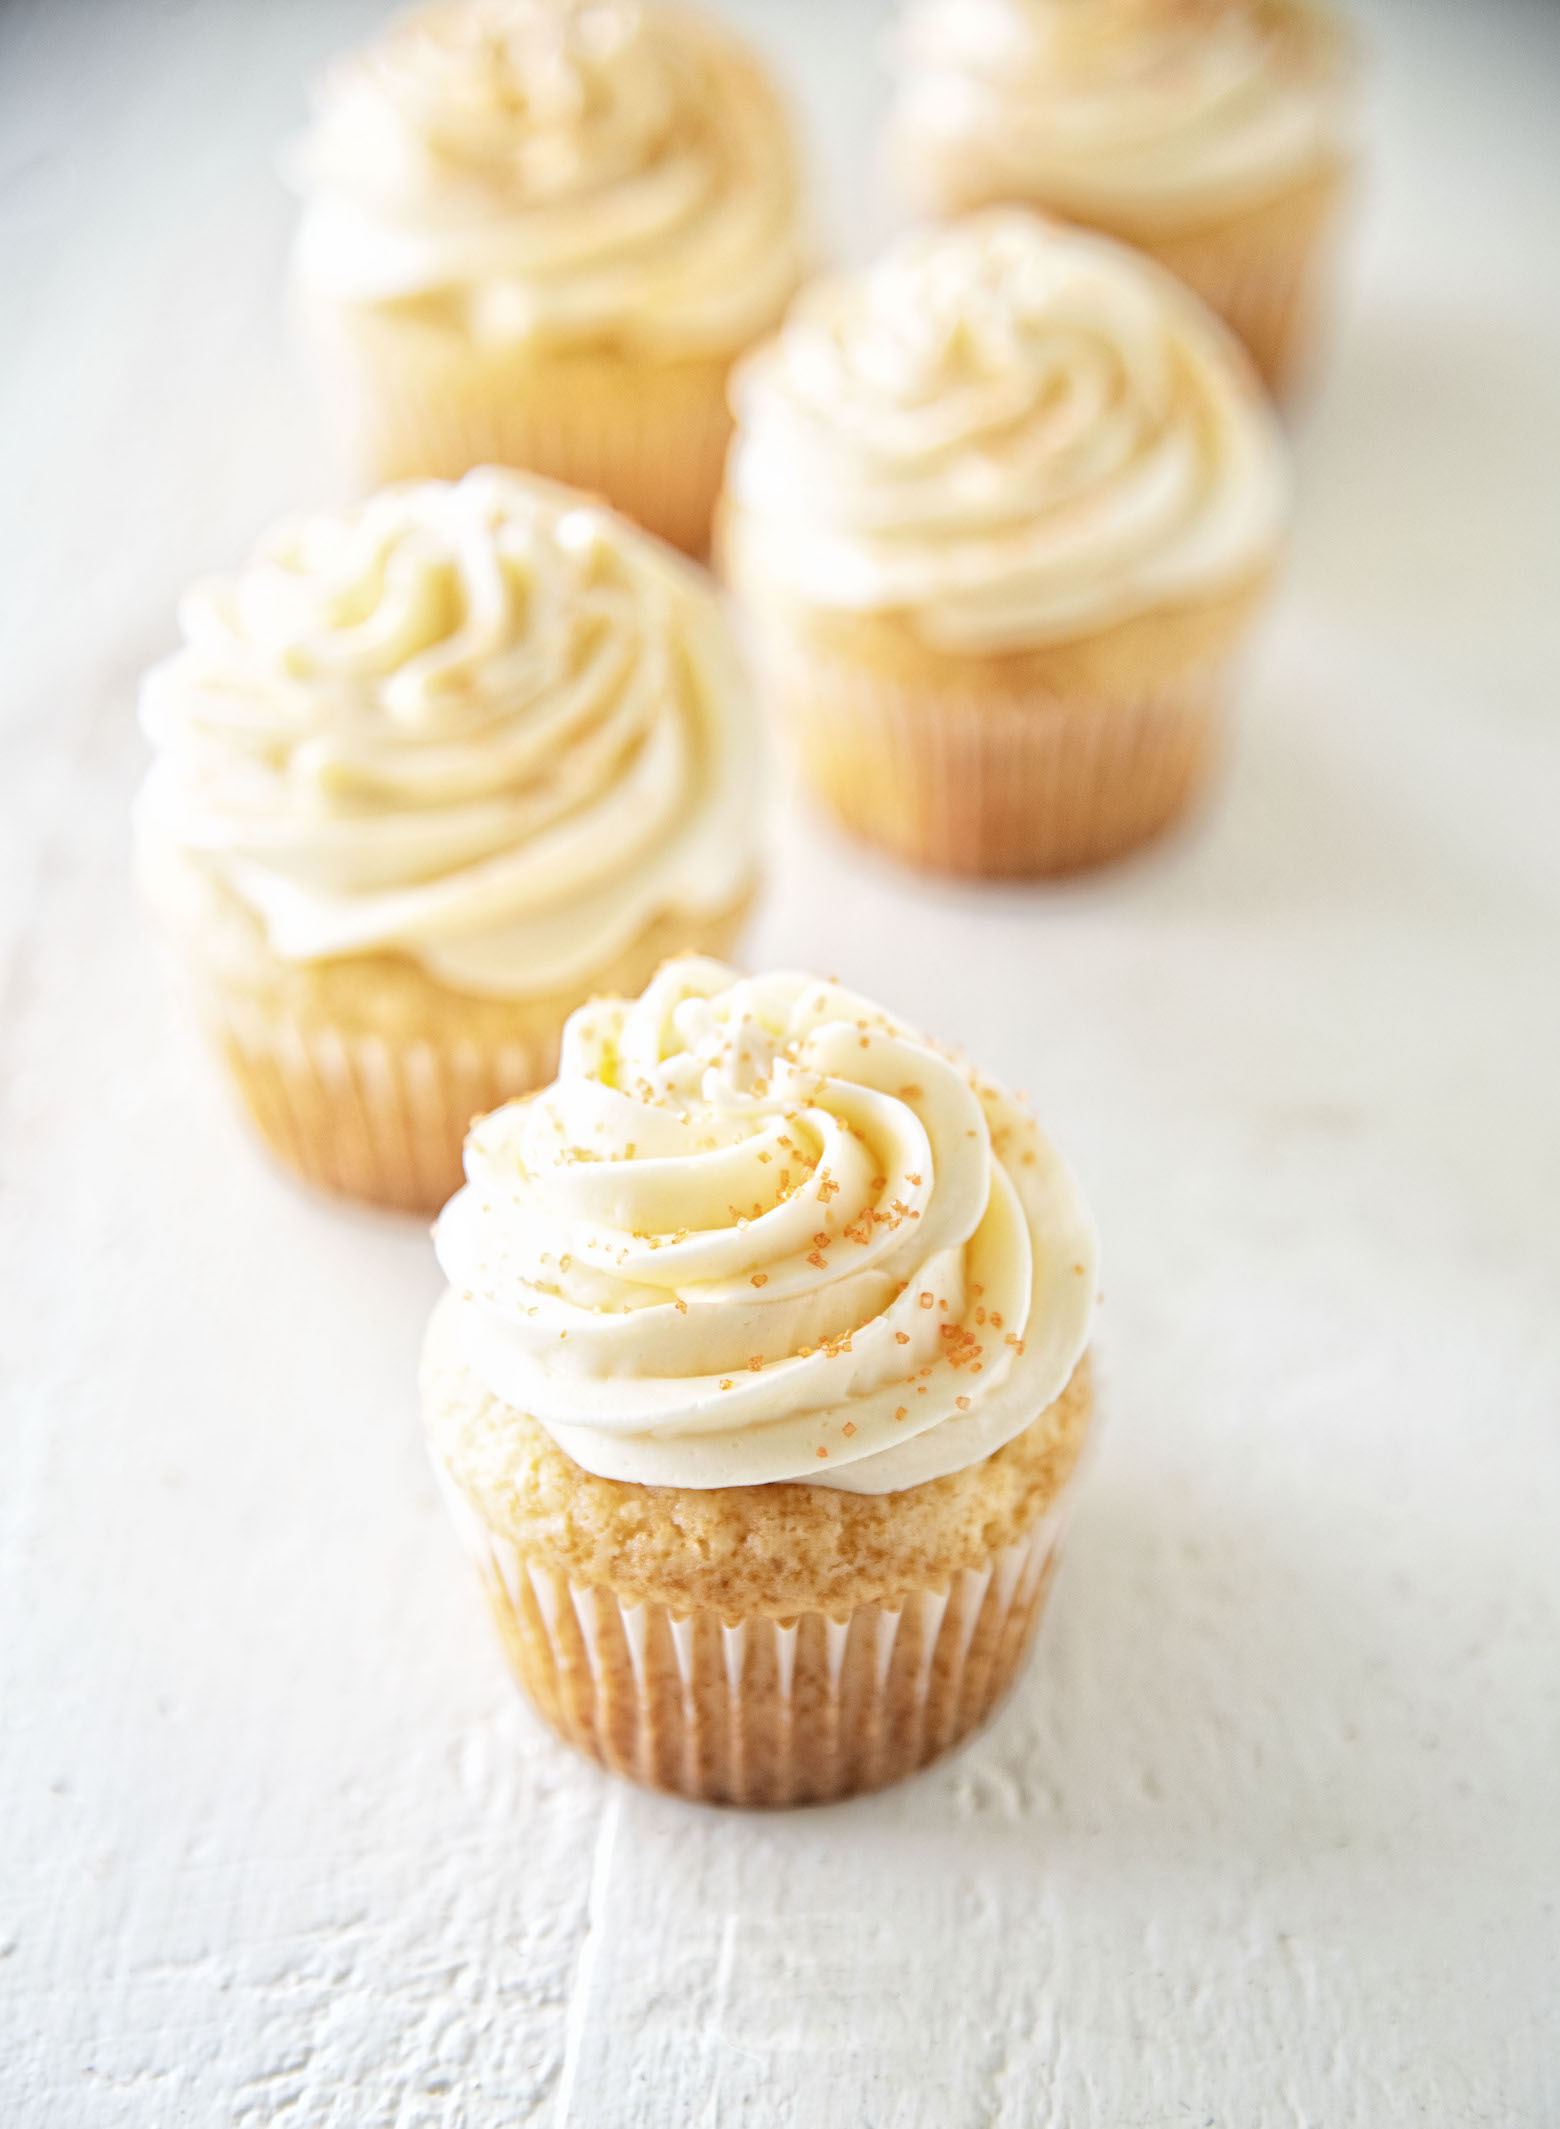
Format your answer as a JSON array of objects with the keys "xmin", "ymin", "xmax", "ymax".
[{"xmin": 3, "ymin": 2, "xmax": 1558, "ymax": 2122}]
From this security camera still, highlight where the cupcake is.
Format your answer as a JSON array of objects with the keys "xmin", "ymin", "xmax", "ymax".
[
  {"xmin": 425, "ymin": 957, "xmax": 1098, "ymax": 1805},
  {"xmin": 136, "ymin": 469, "xmax": 758, "ymax": 1213},
  {"xmin": 289, "ymin": 0, "xmax": 807, "ymax": 555},
  {"xmin": 887, "ymin": 0, "xmax": 1355, "ymax": 394},
  {"xmin": 721, "ymin": 210, "xmax": 1287, "ymax": 878}
]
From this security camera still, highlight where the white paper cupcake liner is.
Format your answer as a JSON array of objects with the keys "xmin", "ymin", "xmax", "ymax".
[
  {"xmin": 436, "ymin": 1462, "xmax": 1072, "ymax": 1807},
  {"xmin": 205, "ymin": 991, "xmax": 555, "ymax": 1214},
  {"xmin": 760, "ymin": 626, "xmax": 1227, "ymax": 877},
  {"xmin": 300, "ymin": 298, "xmax": 738, "ymax": 555}
]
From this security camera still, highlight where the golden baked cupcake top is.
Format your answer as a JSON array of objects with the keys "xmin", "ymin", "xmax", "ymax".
[
  {"xmin": 137, "ymin": 469, "xmax": 758, "ymax": 997},
  {"xmin": 431, "ymin": 957, "xmax": 1097, "ymax": 1492},
  {"xmin": 290, "ymin": 0, "xmax": 806, "ymax": 353},
  {"xmin": 890, "ymin": 0, "xmax": 1353, "ymax": 231},
  {"xmin": 724, "ymin": 208, "xmax": 1287, "ymax": 651}
]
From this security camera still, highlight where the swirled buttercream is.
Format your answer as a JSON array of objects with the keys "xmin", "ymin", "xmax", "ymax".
[
  {"xmin": 137, "ymin": 469, "xmax": 757, "ymax": 997},
  {"xmin": 290, "ymin": 0, "xmax": 805, "ymax": 352},
  {"xmin": 893, "ymin": 0, "xmax": 1351, "ymax": 229},
  {"xmin": 724, "ymin": 209, "xmax": 1287, "ymax": 651},
  {"xmin": 431, "ymin": 959, "xmax": 1097, "ymax": 1492}
]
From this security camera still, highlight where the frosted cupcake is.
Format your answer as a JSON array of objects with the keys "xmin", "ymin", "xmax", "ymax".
[
  {"xmin": 290, "ymin": 0, "xmax": 806, "ymax": 554},
  {"xmin": 425, "ymin": 957, "xmax": 1098, "ymax": 1805},
  {"xmin": 136, "ymin": 469, "xmax": 758, "ymax": 1213},
  {"xmin": 721, "ymin": 210, "xmax": 1287, "ymax": 877},
  {"xmin": 888, "ymin": 0, "xmax": 1355, "ymax": 393}
]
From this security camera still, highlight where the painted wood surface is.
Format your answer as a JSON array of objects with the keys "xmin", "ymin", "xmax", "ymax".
[{"xmin": 2, "ymin": 1, "xmax": 1557, "ymax": 2122}]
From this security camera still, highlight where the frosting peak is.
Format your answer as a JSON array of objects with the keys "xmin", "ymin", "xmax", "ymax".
[
  {"xmin": 724, "ymin": 210, "xmax": 1287, "ymax": 651},
  {"xmin": 137, "ymin": 470, "xmax": 757, "ymax": 996},
  {"xmin": 433, "ymin": 960, "xmax": 1097, "ymax": 1491},
  {"xmin": 291, "ymin": 0, "xmax": 806, "ymax": 353}
]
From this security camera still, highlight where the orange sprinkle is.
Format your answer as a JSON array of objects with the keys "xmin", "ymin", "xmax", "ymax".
[
  {"xmin": 757, "ymin": 1151, "xmax": 772, "ymax": 1164},
  {"xmin": 899, "ymin": 1084, "xmax": 924, "ymax": 1098},
  {"xmin": 895, "ymin": 1407, "xmax": 908, "ymax": 1422},
  {"xmin": 956, "ymin": 1396, "xmax": 971, "ymax": 1411},
  {"xmin": 907, "ymin": 1173, "xmax": 922, "ymax": 1188},
  {"xmin": 807, "ymin": 1250, "xmax": 827, "ymax": 1268},
  {"xmin": 990, "ymin": 1311, "xmax": 1004, "ymax": 1329},
  {"xmin": 747, "ymin": 1356, "xmax": 763, "ymax": 1372},
  {"xmin": 816, "ymin": 1446, "xmax": 828, "ymax": 1459},
  {"xmin": 751, "ymin": 1272, "xmax": 768, "ymax": 1288},
  {"xmin": 813, "ymin": 1232, "xmax": 830, "ymax": 1249},
  {"xmin": 674, "ymin": 1298, "xmax": 688, "ymax": 1314},
  {"xmin": 918, "ymin": 1292, "xmax": 934, "ymax": 1309},
  {"xmin": 842, "ymin": 1421, "xmax": 857, "ymax": 1438},
  {"xmin": 895, "ymin": 1330, "xmax": 910, "ymax": 1345},
  {"xmin": 975, "ymin": 1307, "xmax": 987, "ymax": 1325},
  {"xmin": 870, "ymin": 1176, "xmax": 887, "ymax": 1192},
  {"xmin": 719, "ymin": 1379, "xmax": 734, "ymax": 1391}
]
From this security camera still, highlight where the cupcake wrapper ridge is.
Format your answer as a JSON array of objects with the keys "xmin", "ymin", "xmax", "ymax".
[
  {"xmin": 179, "ymin": 888, "xmax": 755, "ymax": 1214},
  {"xmin": 205, "ymin": 989, "xmax": 552, "ymax": 1215},
  {"xmin": 303, "ymin": 303, "xmax": 738, "ymax": 556},
  {"xmin": 436, "ymin": 1462, "xmax": 1071, "ymax": 1807},
  {"xmin": 1139, "ymin": 168, "xmax": 1346, "ymax": 396},
  {"xmin": 766, "ymin": 630, "xmax": 1226, "ymax": 877}
]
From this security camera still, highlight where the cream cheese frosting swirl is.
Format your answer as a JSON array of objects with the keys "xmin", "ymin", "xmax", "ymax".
[
  {"xmin": 137, "ymin": 470, "xmax": 757, "ymax": 997},
  {"xmin": 893, "ymin": 0, "xmax": 1351, "ymax": 230},
  {"xmin": 291, "ymin": 0, "xmax": 806, "ymax": 353},
  {"xmin": 431, "ymin": 958, "xmax": 1097, "ymax": 1492},
  {"xmin": 724, "ymin": 209, "xmax": 1287, "ymax": 651}
]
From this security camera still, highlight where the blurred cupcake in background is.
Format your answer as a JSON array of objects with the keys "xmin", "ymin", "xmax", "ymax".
[
  {"xmin": 289, "ymin": 0, "xmax": 807, "ymax": 554},
  {"xmin": 721, "ymin": 210, "xmax": 1287, "ymax": 878},
  {"xmin": 887, "ymin": 0, "xmax": 1356, "ymax": 395},
  {"xmin": 425, "ymin": 958, "xmax": 1099, "ymax": 1805},
  {"xmin": 136, "ymin": 469, "xmax": 759, "ymax": 1212}
]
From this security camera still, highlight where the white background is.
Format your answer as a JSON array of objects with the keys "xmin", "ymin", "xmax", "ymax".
[{"xmin": 3, "ymin": 1, "xmax": 1558, "ymax": 2122}]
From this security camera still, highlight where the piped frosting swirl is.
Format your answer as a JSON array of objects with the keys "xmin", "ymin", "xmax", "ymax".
[
  {"xmin": 291, "ymin": 0, "xmax": 806, "ymax": 352},
  {"xmin": 432, "ymin": 958, "xmax": 1097, "ymax": 1492},
  {"xmin": 137, "ymin": 469, "xmax": 757, "ymax": 997},
  {"xmin": 724, "ymin": 209, "xmax": 1287, "ymax": 650},
  {"xmin": 892, "ymin": 0, "xmax": 1352, "ymax": 230}
]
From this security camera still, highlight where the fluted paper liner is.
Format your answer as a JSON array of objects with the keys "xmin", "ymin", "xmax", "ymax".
[
  {"xmin": 204, "ymin": 990, "xmax": 556, "ymax": 1215},
  {"xmin": 182, "ymin": 889, "xmax": 754, "ymax": 1214},
  {"xmin": 302, "ymin": 300, "xmax": 737, "ymax": 555},
  {"xmin": 1137, "ymin": 164, "xmax": 1347, "ymax": 396},
  {"xmin": 436, "ymin": 1463, "xmax": 1071, "ymax": 1807},
  {"xmin": 764, "ymin": 629, "xmax": 1226, "ymax": 878}
]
